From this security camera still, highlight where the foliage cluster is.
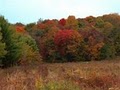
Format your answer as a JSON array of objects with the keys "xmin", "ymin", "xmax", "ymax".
[
  {"xmin": 1, "ymin": 13, "xmax": 120, "ymax": 66},
  {"xmin": 30, "ymin": 14, "xmax": 120, "ymax": 62},
  {"xmin": 0, "ymin": 16, "xmax": 41, "ymax": 67}
]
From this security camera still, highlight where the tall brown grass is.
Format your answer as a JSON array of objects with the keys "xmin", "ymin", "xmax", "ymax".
[{"xmin": 0, "ymin": 57, "xmax": 120, "ymax": 90}]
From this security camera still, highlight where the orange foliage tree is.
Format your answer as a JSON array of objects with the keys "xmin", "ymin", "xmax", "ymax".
[
  {"xmin": 65, "ymin": 16, "xmax": 79, "ymax": 30},
  {"xmin": 15, "ymin": 26, "xmax": 25, "ymax": 33},
  {"xmin": 79, "ymin": 29, "xmax": 105, "ymax": 60}
]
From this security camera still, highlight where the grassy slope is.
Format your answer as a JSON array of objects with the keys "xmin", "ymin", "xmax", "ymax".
[{"xmin": 0, "ymin": 57, "xmax": 120, "ymax": 90}]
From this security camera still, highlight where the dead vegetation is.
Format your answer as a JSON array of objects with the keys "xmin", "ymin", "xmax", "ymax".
[{"xmin": 0, "ymin": 57, "xmax": 120, "ymax": 90}]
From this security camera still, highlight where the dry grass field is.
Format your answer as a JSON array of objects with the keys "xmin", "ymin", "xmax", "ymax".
[{"xmin": 0, "ymin": 57, "xmax": 120, "ymax": 90}]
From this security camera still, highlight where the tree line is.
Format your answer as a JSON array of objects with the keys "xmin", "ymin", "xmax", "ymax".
[{"xmin": 0, "ymin": 13, "xmax": 120, "ymax": 67}]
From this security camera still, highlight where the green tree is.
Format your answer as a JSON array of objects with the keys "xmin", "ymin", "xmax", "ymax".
[
  {"xmin": 109, "ymin": 28, "xmax": 120, "ymax": 56},
  {"xmin": 0, "ymin": 16, "xmax": 21, "ymax": 67},
  {"xmin": 0, "ymin": 27, "xmax": 7, "ymax": 66}
]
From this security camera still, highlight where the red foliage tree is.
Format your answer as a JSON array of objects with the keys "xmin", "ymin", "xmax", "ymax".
[
  {"xmin": 54, "ymin": 30, "xmax": 83, "ymax": 61},
  {"xmin": 37, "ymin": 20, "xmax": 58, "ymax": 30},
  {"xmin": 59, "ymin": 18, "xmax": 66, "ymax": 26},
  {"xmin": 58, "ymin": 18, "xmax": 66, "ymax": 29}
]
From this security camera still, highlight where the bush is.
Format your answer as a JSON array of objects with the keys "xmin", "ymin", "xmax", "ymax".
[{"xmin": 36, "ymin": 80, "xmax": 80, "ymax": 90}]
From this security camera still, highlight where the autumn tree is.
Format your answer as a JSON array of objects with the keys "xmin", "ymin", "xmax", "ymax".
[
  {"xmin": 65, "ymin": 15, "xmax": 79, "ymax": 30},
  {"xmin": 58, "ymin": 18, "xmax": 66, "ymax": 29},
  {"xmin": 17, "ymin": 33, "xmax": 41, "ymax": 65},
  {"xmin": 95, "ymin": 17, "xmax": 105, "ymax": 28},
  {"xmin": 54, "ymin": 30, "xmax": 83, "ymax": 61},
  {"xmin": 102, "ymin": 22, "xmax": 113, "ymax": 36},
  {"xmin": 37, "ymin": 19, "xmax": 58, "ymax": 31},
  {"xmin": 79, "ymin": 29, "xmax": 105, "ymax": 60},
  {"xmin": 77, "ymin": 18, "xmax": 86, "ymax": 28},
  {"xmin": 102, "ymin": 13, "xmax": 120, "ymax": 28},
  {"xmin": 16, "ymin": 25, "xmax": 25, "ymax": 33},
  {"xmin": 85, "ymin": 16, "xmax": 96, "ymax": 27},
  {"xmin": 40, "ymin": 26, "xmax": 59, "ymax": 61}
]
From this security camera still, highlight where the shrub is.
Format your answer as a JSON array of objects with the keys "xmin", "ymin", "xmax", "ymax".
[{"xmin": 36, "ymin": 80, "xmax": 80, "ymax": 90}]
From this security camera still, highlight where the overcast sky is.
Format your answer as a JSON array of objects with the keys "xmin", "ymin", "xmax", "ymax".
[{"xmin": 0, "ymin": 0, "xmax": 120, "ymax": 24}]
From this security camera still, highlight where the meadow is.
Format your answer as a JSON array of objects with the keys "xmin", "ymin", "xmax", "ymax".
[{"xmin": 0, "ymin": 57, "xmax": 120, "ymax": 90}]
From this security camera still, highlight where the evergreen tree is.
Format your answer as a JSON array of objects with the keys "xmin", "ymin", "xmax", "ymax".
[
  {"xmin": 0, "ymin": 16, "xmax": 21, "ymax": 67},
  {"xmin": 0, "ymin": 27, "xmax": 7, "ymax": 66}
]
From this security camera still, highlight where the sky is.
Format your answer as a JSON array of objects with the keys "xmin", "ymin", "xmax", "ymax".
[{"xmin": 0, "ymin": 0, "xmax": 120, "ymax": 24}]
